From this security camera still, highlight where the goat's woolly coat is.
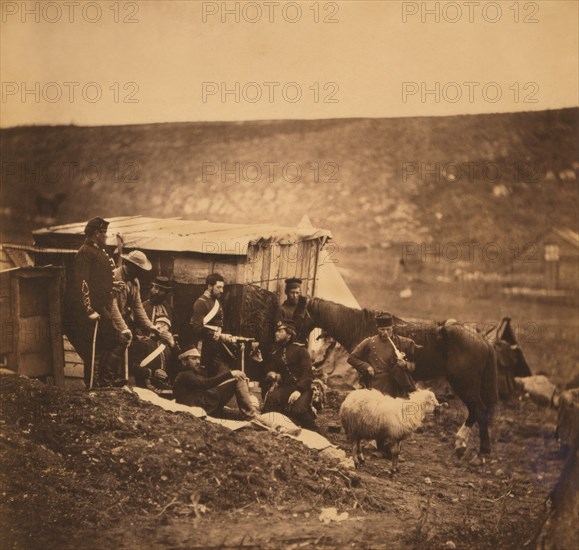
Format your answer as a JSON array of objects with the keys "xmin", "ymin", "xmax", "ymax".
[{"xmin": 339, "ymin": 389, "xmax": 439, "ymax": 443}]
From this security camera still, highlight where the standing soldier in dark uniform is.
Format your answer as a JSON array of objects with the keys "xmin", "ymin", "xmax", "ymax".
[
  {"xmin": 263, "ymin": 319, "xmax": 317, "ymax": 431},
  {"xmin": 189, "ymin": 273, "xmax": 236, "ymax": 377},
  {"xmin": 68, "ymin": 217, "xmax": 124, "ymax": 388},
  {"xmin": 276, "ymin": 278, "xmax": 314, "ymax": 345},
  {"xmin": 348, "ymin": 313, "xmax": 419, "ymax": 398}
]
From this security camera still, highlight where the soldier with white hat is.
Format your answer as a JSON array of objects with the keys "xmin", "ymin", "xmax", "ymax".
[
  {"xmin": 110, "ymin": 250, "xmax": 173, "ymax": 382},
  {"xmin": 173, "ymin": 347, "xmax": 259, "ymax": 419}
]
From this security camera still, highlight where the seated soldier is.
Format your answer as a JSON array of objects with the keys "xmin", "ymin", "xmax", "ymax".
[
  {"xmin": 263, "ymin": 320, "xmax": 318, "ymax": 431},
  {"xmin": 173, "ymin": 347, "xmax": 259, "ymax": 420},
  {"xmin": 143, "ymin": 276, "xmax": 174, "ymax": 326},
  {"xmin": 133, "ymin": 316, "xmax": 176, "ymax": 391}
]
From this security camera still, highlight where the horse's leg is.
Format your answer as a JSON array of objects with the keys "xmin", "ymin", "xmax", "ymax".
[
  {"xmin": 464, "ymin": 400, "xmax": 491, "ymax": 463},
  {"xmin": 454, "ymin": 402, "xmax": 476, "ymax": 457},
  {"xmin": 477, "ymin": 404, "xmax": 492, "ymax": 459}
]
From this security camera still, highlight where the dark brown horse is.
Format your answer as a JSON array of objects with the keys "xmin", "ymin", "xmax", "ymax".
[{"xmin": 306, "ymin": 297, "xmax": 498, "ymax": 458}]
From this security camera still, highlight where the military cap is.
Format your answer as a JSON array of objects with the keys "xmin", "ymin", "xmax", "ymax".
[
  {"xmin": 154, "ymin": 316, "xmax": 171, "ymax": 329},
  {"xmin": 178, "ymin": 347, "xmax": 201, "ymax": 360},
  {"xmin": 152, "ymin": 276, "xmax": 173, "ymax": 291},
  {"xmin": 276, "ymin": 319, "xmax": 297, "ymax": 334},
  {"xmin": 285, "ymin": 277, "xmax": 302, "ymax": 290},
  {"xmin": 84, "ymin": 216, "xmax": 109, "ymax": 236},
  {"xmin": 375, "ymin": 313, "xmax": 394, "ymax": 328}
]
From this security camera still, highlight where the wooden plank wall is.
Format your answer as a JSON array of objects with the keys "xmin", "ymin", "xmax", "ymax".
[{"xmin": 244, "ymin": 240, "xmax": 320, "ymax": 301}]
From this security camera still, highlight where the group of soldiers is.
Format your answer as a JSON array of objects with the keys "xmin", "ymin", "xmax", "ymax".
[{"xmin": 67, "ymin": 216, "xmax": 420, "ymax": 432}]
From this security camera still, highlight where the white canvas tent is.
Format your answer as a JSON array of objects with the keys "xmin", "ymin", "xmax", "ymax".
[{"xmin": 298, "ymin": 216, "xmax": 360, "ymax": 388}]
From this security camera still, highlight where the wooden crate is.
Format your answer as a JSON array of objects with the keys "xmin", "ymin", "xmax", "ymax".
[{"xmin": 0, "ymin": 267, "xmax": 65, "ymax": 386}]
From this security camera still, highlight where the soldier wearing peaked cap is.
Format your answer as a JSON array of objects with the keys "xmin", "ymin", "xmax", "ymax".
[
  {"xmin": 276, "ymin": 277, "xmax": 314, "ymax": 345},
  {"xmin": 67, "ymin": 217, "xmax": 126, "ymax": 388},
  {"xmin": 348, "ymin": 313, "xmax": 420, "ymax": 398},
  {"xmin": 263, "ymin": 319, "xmax": 318, "ymax": 431}
]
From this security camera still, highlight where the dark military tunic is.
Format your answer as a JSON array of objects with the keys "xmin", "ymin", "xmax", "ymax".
[
  {"xmin": 263, "ymin": 341, "xmax": 317, "ymax": 430},
  {"xmin": 67, "ymin": 239, "xmax": 119, "ymax": 386},
  {"xmin": 269, "ymin": 342, "xmax": 313, "ymax": 392},
  {"xmin": 276, "ymin": 296, "xmax": 314, "ymax": 345},
  {"xmin": 348, "ymin": 334, "xmax": 418, "ymax": 397},
  {"xmin": 189, "ymin": 292, "xmax": 227, "ymax": 376},
  {"xmin": 73, "ymin": 239, "xmax": 116, "ymax": 318},
  {"xmin": 142, "ymin": 299, "xmax": 173, "ymax": 326}
]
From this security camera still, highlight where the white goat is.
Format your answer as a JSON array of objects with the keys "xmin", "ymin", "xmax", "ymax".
[{"xmin": 339, "ymin": 389, "xmax": 440, "ymax": 472}]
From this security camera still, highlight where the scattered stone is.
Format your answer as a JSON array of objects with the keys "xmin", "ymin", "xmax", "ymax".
[{"xmin": 318, "ymin": 507, "xmax": 349, "ymax": 524}]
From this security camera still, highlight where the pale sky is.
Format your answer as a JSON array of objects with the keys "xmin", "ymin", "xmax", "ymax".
[{"xmin": 1, "ymin": 0, "xmax": 578, "ymax": 127}]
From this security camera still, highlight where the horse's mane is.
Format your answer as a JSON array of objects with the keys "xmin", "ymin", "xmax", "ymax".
[{"xmin": 307, "ymin": 297, "xmax": 377, "ymax": 351}]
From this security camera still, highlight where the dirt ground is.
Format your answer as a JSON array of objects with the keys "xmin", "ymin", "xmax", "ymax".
[{"xmin": 0, "ymin": 371, "xmax": 567, "ymax": 550}]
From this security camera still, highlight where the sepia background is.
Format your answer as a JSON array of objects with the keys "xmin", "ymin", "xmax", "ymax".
[{"xmin": 1, "ymin": 1, "xmax": 578, "ymax": 548}]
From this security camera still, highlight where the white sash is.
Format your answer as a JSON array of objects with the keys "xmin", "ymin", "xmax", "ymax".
[{"xmin": 203, "ymin": 298, "xmax": 221, "ymax": 326}]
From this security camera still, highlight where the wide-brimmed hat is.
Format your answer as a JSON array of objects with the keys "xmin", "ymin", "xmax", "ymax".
[
  {"xmin": 178, "ymin": 347, "xmax": 201, "ymax": 360},
  {"xmin": 121, "ymin": 250, "xmax": 152, "ymax": 271}
]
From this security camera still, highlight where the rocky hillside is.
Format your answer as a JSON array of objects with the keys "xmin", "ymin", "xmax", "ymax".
[{"xmin": 1, "ymin": 109, "xmax": 577, "ymax": 249}]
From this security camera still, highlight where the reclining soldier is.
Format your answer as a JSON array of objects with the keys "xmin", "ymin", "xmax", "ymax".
[{"xmin": 173, "ymin": 347, "xmax": 259, "ymax": 420}]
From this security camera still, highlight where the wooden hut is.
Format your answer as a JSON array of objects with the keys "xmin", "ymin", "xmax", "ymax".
[
  {"xmin": 539, "ymin": 228, "xmax": 579, "ymax": 291},
  {"xmin": 0, "ymin": 266, "xmax": 65, "ymax": 385},
  {"xmin": 32, "ymin": 216, "xmax": 333, "ymax": 351}
]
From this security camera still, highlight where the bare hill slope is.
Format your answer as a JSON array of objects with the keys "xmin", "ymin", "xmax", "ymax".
[{"xmin": 1, "ymin": 109, "xmax": 577, "ymax": 248}]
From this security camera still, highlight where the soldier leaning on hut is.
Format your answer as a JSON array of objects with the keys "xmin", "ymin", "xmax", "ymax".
[
  {"xmin": 276, "ymin": 277, "xmax": 314, "ymax": 346},
  {"xmin": 348, "ymin": 313, "xmax": 420, "ymax": 398},
  {"xmin": 68, "ymin": 217, "xmax": 126, "ymax": 388}
]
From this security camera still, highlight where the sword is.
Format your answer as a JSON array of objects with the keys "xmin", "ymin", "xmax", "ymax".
[
  {"xmin": 88, "ymin": 318, "xmax": 99, "ymax": 390},
  {"xmin": 139, "ymin": 343, "xmax": 166, "ymax": 368}
]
